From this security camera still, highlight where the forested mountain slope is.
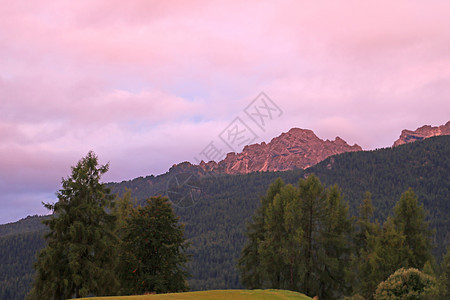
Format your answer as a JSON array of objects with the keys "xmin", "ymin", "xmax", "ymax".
[
  {"xmin": 308, "ymin": 135, "xmax": 449, "ymax": 258},
  {"xmin": 0, "ymin": 136, "xmax": 448, "ymax": 299},
  {"xmin": 0, "ymin": 230, "xmax": 47, "ymax": 300},
  {"xmin": 0, "ymin": 215, "xmax": 48, "ymax": 237}
]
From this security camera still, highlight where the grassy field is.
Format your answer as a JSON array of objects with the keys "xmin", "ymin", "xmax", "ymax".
[{"xmin": 77, "ymin": 289, "xmax": 313, "ymax": 300}]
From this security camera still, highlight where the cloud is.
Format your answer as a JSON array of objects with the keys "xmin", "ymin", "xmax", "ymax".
[{"xmin": 0, "ymin": 0, "xmax": 449, "ymax": 223}]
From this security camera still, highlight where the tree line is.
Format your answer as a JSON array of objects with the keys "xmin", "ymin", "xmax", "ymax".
[
  {"xmin": 238, "ymin": 175, "xmax": 449, "ymax": 299},
  {"xmin": 26, "ymin": 151, "xmax": 190, "ymax": 299}
]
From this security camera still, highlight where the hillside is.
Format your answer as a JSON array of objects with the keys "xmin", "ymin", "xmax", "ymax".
[
  {"xmin": 77, "ymin": 289, "xmax": 312, "ymax": 300},
  {"xmin": 0, "ymin": 215, "xmax": 48, "ymax": 237},
  {"xmin": 0, "ymin": 135, "xmax": 448, "ymax": 299},
  {"xmin": 308, "ymin": 135, "xmax": 449, "ymax": 258},
  {"xmin": 0, "ymin": 215, "xmax": 49, "ymax": 300},
  {"xmin": 0, "ymin": 230, "xmax": 47, "ymax": 300}
]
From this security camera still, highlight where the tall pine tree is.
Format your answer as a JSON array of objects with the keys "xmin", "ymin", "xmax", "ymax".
[{"xmin": 27, "ymin": 151, "xmax": 118, "ymax": 299}]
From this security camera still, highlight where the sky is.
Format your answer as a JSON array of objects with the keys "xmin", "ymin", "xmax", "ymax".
[{"xmin": 1, "ymin": 0, "xmax": 449, "ymax": 224}]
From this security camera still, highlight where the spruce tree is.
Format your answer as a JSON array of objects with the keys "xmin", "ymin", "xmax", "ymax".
[
  {"xmin": 27, "ymin": 151, "xmax": 118, "ymax": 299},
  {"xmin": 393, "ymin": 188, "xmax": 433, "ymax": 269},
  {"xmin": 117, "ymin": 196, "xmax": 190, "ymax": 294}
]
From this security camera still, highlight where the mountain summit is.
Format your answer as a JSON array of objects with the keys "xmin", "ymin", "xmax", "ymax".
[
  {"xmin": 393, "ymin": 121, "xmax": 450, "ymax": 147},
  {"xmin": 194, "ymin": 127, "xmax": 362, "ymax": 174}
]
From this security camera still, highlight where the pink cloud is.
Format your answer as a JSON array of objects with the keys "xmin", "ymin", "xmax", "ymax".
[{"xmin": 0, "ymin": 0, "xmax": 449, "ymax": 223}]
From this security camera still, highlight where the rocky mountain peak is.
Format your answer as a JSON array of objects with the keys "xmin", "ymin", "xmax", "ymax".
[
  {"xmin": 186, "ymin": 127, "xmax": 362, "ymax": 175},
  {"xmin": 393, "ymin": 121, "xmax": 450, "ymax": 147}
]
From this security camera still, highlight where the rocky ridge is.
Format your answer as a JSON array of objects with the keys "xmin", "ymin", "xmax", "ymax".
[
  {"xmin": 393, "ymin": 121, "xmax": 450, "ymax": 147},
  {"xmin": 172, "ymin": 127, "xmax": 362, "ymax": 175}
]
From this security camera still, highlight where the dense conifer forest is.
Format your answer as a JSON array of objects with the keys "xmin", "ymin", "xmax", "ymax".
[
  {"xmin": 0, "ymin": 136, "xmax": 448, "ymax": 299},
  {"xmin": 308, "ymin": 135, "xmax": 449, "ymax": 259},
  {"xmin": 0, "ymin": 231, "xmax": 46, "ymax": 300}
]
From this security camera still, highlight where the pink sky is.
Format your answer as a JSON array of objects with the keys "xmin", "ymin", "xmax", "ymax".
[{"xmin": 1, "ymin": 0, "xmax": 449, "ymax": 223}]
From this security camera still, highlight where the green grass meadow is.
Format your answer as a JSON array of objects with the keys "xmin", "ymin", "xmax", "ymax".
[{"xmin": 77, "ymin": 289, "xmax": 313, "ymax": 300}]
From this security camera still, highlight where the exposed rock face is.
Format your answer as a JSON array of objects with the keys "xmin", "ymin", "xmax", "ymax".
[
  {"xmin": 187, "ymin": 127, "xmax": 361, "ymax": 175},
  {"xmin": 393, "ymin": 121, "xmax": 450, "ymax": 147}
]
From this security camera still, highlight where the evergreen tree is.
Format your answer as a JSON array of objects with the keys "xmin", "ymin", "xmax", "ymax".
[
  {"xmin": 280, "ymin": 184, "xmax": 303, "ymax": 290},
  {"xmin": 364, "ymin": 218, "xmax": 411, "ymax": 299},
  {"xmin": 355, "ymin": 192, "xmax": 377, "ymax": 254},
  {"xmin": 117, "ymin": 196, "xmax": 190, "ymax": 295},
  {"xmin": 422, "ymin": 260, "xmax": 435, "ymax": 277},
  {"xmin": 356, "ymin": 189, "xmax": 436, "ymax": 299},
  {"xmin": 238, "ymin": 178, "xmax": 285, "ymax": 289},
  {"xmin": 353, "ymin": 191, "xmax": 380, "ymax": 298},
  {"xmin": 297, "ymin": 174, "xmax": 327, "ymax": 296},
  {"xmin": 436, "ymin": 247, "xmax": 450, "ymax": 298},
  {"xmin": 239, "ymin": 175, "xmax": 353, "ymax": 299},
  {"xmin": 318, "ymin": 184, "xmax": 352, "ymax": 299},
  {"xmin": 258, "ymin": 189, "xmax": 288, "ymax": 289},
  {"xmin": 113, "ymin": 188, "xmax": 136, "ymax": 239},
  {"xmin": 259, "ymin": 184, "xmax": 302, "ymax": 290},
  {"xmin": 27, "ymin": 151, "xmax": 118, "ymax": 299},
  {"xmin": 393, "ymin": 188, "xmax": 433, "ymax": 269}
]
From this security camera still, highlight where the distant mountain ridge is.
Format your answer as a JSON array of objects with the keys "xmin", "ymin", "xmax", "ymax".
[
  {"xmin": 173, "ymin": 127, "xmax": 362, "ymax": 175},
  {"xmin": 393, "ymin": 121, "xmax": 450, "ymax": 147},
  {"xmin": 175, "ymin": 121, "xmax": 450, "ymax": 176}
]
